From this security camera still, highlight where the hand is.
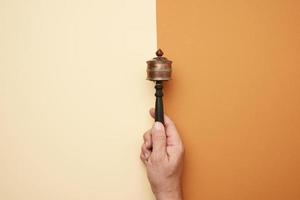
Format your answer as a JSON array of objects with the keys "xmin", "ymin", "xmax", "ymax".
[{"xmin": 140, "ymin": 108, "xmax": 184, "ymax": 200}]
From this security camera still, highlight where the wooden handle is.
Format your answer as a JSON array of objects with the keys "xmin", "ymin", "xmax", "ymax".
[{"xmin": 154, "ymin": 81, "xmax": 164, "ymax": 124}]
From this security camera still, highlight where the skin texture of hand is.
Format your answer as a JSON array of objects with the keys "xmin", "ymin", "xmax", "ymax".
[{"xmin": 140, "ymin": 108, "xmax": 184, "ymax": 200}]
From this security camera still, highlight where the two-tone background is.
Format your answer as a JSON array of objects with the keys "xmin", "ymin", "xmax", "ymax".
[{"xmin": 1, "ymin": 0, "xmax": 299, "ymax": 199}]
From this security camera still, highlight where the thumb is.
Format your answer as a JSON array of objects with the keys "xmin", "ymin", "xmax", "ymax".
[{"xmin": 151, "ymin": 122, "xmax": 167, "ymax": 159}]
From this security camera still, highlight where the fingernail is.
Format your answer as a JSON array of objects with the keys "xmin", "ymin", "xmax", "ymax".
[
  {"xmin": 144, "ymin": 152, "xmax": 149, "ymax": 158},
  {"xmin": 153, "ymin": 122, "xmax": 163, "ymax": 131}
]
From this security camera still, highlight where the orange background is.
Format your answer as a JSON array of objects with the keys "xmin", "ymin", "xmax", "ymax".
[{"xmin": 157, "ymin": 0, "xmax": 300, "ymax": 199}]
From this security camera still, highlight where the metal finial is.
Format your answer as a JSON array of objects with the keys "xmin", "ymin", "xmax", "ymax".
[{"xmin": 156, "ymin": 49, "xmax": 164, "ymax": 57}]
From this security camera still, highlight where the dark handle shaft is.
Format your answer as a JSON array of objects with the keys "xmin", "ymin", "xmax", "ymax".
[{"xmin": 155, "ymin": 81, "xmax": 164, "ymax": 124}]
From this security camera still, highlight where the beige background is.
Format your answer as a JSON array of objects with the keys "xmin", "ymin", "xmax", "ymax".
[{"xmin": 0, "ymin": 0, "xmax": 156, "ymax": 199}]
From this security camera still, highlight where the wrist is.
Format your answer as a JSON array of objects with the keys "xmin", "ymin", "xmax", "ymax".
[{"xmin": 154, "ymin": 187, "xmax": 183, "ymax": 200}]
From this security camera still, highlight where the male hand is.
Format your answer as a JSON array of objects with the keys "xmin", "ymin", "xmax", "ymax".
[{"xmin": 140, "ymin": 108, "xmax": 184, "ymax": 200}]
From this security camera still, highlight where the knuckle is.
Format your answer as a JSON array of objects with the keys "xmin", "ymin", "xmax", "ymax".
[
  {"xmin": 144, "ymin": 129, "xmax": 151, "ymax": 137},
  {"xmin": 172, "ymin": 121, "xmax": 177, "ymax": 127},
  {"xmin": 143, "ymin": 132, "xmax": 147, "ymax": 139},
  {"xmin": 152, "ymin": 131, "xmax": 164, "ymax": 140},
  {"xmin": 177, "ymin": 144, "xmax": 185, "ymax": 155},
  {"xmin": 150, "ymin": 154, "xmax": 163, "ymax": 163},
  {"xmin": 142, "ymin": 145, "xmax": 147, "ymax": 153}
]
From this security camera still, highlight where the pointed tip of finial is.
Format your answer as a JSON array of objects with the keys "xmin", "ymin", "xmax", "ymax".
[{"xmin": 156, "ymin": 49, "xmax": 164, "ymax": 57}]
